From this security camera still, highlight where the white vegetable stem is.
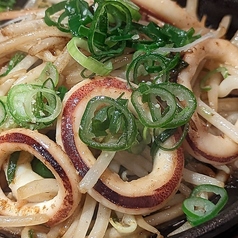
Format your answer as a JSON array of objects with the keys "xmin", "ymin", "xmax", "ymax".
[{"xmin": 78, "ymin": 151, "xmax": 116, "ymax": 193}]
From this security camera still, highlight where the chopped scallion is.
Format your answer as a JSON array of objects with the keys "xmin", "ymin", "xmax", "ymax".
[
  {"xmin": 182, "ymin": 184, "xmax": 228, "ymax": 226},
  {"xmin": 0, "ymin": 52, "xmax": 26, "ymax": 78},
  {"xmin": 79, "ymin": 95, "xmax": 137, "ymax": 151},
  {"xmin": 67, "ymin": 37, "xmax": 113, "ymax": 76},
  {"xmin": 7, "ymin": 84, "xmax": 62, "ymax": 129}
]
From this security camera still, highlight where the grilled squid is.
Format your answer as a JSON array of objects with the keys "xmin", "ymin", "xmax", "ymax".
[
  {"xmin": 0, "ymin": 128, "xmax": 81, "ymax": 226},
  {"xmin": 131, "ymin": 0, "xmax": 203, "ymax": 29},
  {"xmin": 178, "ymin": 38, "xmax": 238, "ymax": 164},
  {"xmin": 56, "ymin": 76, "xmax": 184, "ymax": 215}
]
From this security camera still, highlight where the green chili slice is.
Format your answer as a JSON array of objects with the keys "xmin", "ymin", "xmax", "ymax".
[
  {"xmin": 157, "ymin": 82, "xmax": 197, "ymax": 128},
  {"xmin": 79, "ymin": 95, "xmax": 137, "ymax": 151},
  {"xmin": 182, "ymin": 184, "xmax": 228, "ymax": 226},
  {"xmin": 131, "ymin": 83, "xmax": 177, "ymax": 128}
]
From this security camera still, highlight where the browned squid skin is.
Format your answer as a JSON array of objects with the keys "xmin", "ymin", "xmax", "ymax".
[
  {"xmin": 186, "ymin": 129, "xmax": 238, "ymax": 165},
  {"xmin": 178, "ymin": 38, "xmax": 238, "ymax": 165},
  {"xmin": 57, "ymin": 76, "xmax": 184, "ymax": 214},
  {"xmin": 131, "ymin": 0, "xmax": 204, "ymax": 29},
  {"xmin": 0, "ymin": 128, "xmax": 81, "ymax": 226}
]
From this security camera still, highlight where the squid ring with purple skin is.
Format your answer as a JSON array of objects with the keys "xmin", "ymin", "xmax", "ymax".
[
  {"xmin": 0, "ymin": 128, "xmax": 81, "ymax": 226},
  {"xmin": 56, "ymin": 76, "xmax": 184, "ymax": 215},
  {"xmin": 178, "ymin": 38, "xmax": 238, "ymax": 165}
]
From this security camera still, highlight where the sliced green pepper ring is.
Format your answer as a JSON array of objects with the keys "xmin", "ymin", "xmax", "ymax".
[
  {"xmin": 182, "ymin": 184, "xmax": 228, "ymax": 226},
  {"xmin": 131, "ymin": 83, "xmax": 177, "ymax": 128},
  {"xmin": 79, "ymin": 95, "xmax": 137, "ymax": 151},
  {"xmin": 158, "ymin": 82, "xmax": 197, "ymax": 128}
]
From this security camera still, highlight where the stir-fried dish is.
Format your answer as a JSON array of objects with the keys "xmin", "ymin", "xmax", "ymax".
[{"xmin": 0, "ymin": 0, "xmax": 237, "ymax": 237}]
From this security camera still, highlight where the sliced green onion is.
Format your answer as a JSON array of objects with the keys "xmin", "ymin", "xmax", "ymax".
[
  {"xmin": 0, "ymin": 96, "xmax": 17, "ymax": 129},
  {"xmin": 57, "ymin": 85, "xmax": 68, "ymax": 101},
  {"xmin": 88, "ymin": 0, "xmax": 132, "ymax": 57},
  {"xmin": 126, "ymin": 53, "xmax": 182, "ymax": 85},
  {"xmin": 67, "ymin": 37, "xmax": 113, "ymax": 76},
  {"xmin": 105, "ymin": 0, "xmax": 141, "ymax": 21},
  {"xmin": 127, "ymin": 119, "xmax": 150, "ymax": 154},
  {"xmin": 7, "ymin": 84, "xmax": 62, "ymax": 129},
  {"xmin": 44, "ymin": 1, "xmax": 70, "ymax": 32},
  {"xmin": 7, "ymin": 151, "xmax": 20, "ymax": 184},
  {"xmin": 79, "ymin": 95, "xmax": 137, "ymax": 151},
  {"xmin": 151, "ymin": 123, "xmax": 189, "ymax": 155},
  {"xmin": 131, "ymin": 21, "xmax": 200, "ymax": 49},
  {"xmin": 0, "ymin": 52, "xmax": 26, "ymax": 77},
  {"xmin": 182, "ymin": 184, "xmax": 228, "ymax": 226},
  {"xmin": 42, "ymin": 78, "xmax": 55, "ymax": 90},
  {"xmin": 36, "ymin": 62, "xmax": 59, "ymax": 88},
  {"xmin": 0, "ymin": 99, "xmax": 6, "ymax": 126},
  {"xmin": 157, "ymin": 82, "xmax": 197, "ymax": 128},
  {"xmin": 159, "ymin": 24, "xmax": 200, "ymax": 48},
  {"xmin": 65, "ymin": 0, "xmax": 93, "ymax": 37},
  {"xmin": 0, "ymin": 0, "xmax": 16, "ymax": 12},
  {"xmin": 131, "ymin": 83, "xmax": 177, "ymax": 128},
  {"xmin": 35, "ymin": 62, "xmax": 59, "ymax": 89},
  {"xmin": 43, "ymin": 0, "xmax": 199, "ymax": 83}
]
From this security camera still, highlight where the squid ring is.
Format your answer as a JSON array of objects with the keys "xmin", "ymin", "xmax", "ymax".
[
  {"xmin": 178, "ymin": 38, "xmax": 238, "ymax": 164},
  {"xmin": 56, "ymin": 76, "xmax": 184, "ymax": 215},
  {"xmin": 131, "ymin": 0, "xmax": 203, "ymax": 29},
  {"xmin": 0, "ymin": 128, "xmax": 81, "ymax": 226}
]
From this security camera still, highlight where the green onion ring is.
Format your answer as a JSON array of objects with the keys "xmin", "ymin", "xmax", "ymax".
[
  {"xmin": 79, "ymin": 95, "xmax": 137, "ymax": 151},
  {"xmin": 67, "ymin": 37, "xmax": 113, "ymax": 76},
  {"xmin": 131, "ymin": 83, "xmax": 177, "ymax": 128}
]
